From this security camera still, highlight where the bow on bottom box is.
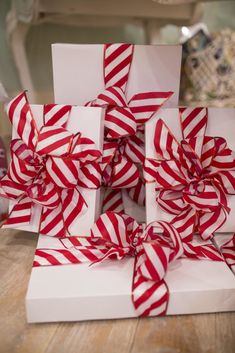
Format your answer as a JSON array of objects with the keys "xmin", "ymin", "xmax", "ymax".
[
  {"xmin": 26, "ymin": 211, "xmax": 235, "ymax": 323},
  {"xmin": 0, "ymin": 93, "xmax": 104, "ymax": 235}
]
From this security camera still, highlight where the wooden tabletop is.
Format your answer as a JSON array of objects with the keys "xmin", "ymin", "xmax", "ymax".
[{"xmin": 0, "ymin": 228, "xmax": 235, "ymax": 353}]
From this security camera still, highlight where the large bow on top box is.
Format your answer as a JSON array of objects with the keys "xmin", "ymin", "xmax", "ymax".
[
  {"xmin": 145, "ymin": 107, "xmax": 235, "ymax": 238},
  {"xmin": 52, "ymin": 43, "xmax": 182, "ymax": 221},
  {"xmin": 26, "ymin": 211, "xmax": 235, "ymax": 323},
  {"xmin": 0, "ymin": 93, "xmax": 104, "ymax": 236}
]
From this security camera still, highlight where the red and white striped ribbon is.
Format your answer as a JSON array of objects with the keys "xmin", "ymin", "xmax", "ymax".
[
  {"xmin": 0, "ymin": 92, "xmax": 102, "ymax": 237},
  {"xmin": 86, "ymin": 43, "xmax": 173, "ymax": 214},
  {"xmin": 145, "ymin": 108, "xmax": 235, "ymax": 240},
  {"xmin": 104, "ymin": 43, "xmax": 133, "ymax": 91},
  {"xmin": 44, "ymin": 104, "xmax": 72, "ymax": 128},
  {"xmin": 33, "ymin": 212, "xmax": 223, "ymax": 317},
  {"xmin": 101, "ymin": 130, "xmax": 145, "ymax": 212},
  {"xmin": 6, "ymin": 92, "xmax": 38, "ymax": 150}
]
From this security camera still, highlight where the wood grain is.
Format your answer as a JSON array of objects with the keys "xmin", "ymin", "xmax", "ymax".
[{"xmin": 0, "ymin": 228, "xmax": 234, "ymax": 353}]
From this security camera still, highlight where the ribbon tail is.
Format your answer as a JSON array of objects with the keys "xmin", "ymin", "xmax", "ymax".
[
  {"xmin": 33, "ymin": 235, "xmax": 113, "ymax": 267},
  {"xmin": 40, "ymin": 188, "xmax": 88, "ymax": 237},
  {"xmin": 39, "ymin": 204, "xmax": 66, "ymax": 237},
  {"xmin": 182, "ymin": 239, "xmax": 223, "ymax": 261},
  {"xmin": 6, "ymin": 91, "xmax": 38, "ymax": 150},
  {"xmin": 61, "ymin": 188, "xmax": 88, "ymax": 235},
  {"xmin": 128, "ymin": 91, "xmax": 173, "ymax": 124},
  {"xmin": 34, "ymin": 238, "xmax": 101, "ymax": 267},
  {"xmin": 154, "ymin": 119, "xmax": 182, "ymax": 161},
  {"xmin": 132, "ymin": 256, "xmax": 169, "ymax": 317},
  {"xmin": 1, "ymin": 195, "xmax": 32, "ymax": 229}
]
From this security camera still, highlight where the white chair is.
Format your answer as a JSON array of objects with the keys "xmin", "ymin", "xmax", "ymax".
[{"xmin": 6, "ymin": 0, "xmax": 206, "ymax": 102}]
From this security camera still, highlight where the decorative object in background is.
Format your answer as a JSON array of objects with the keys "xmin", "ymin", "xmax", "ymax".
[
  {"xmin": 6, "ymin": 0, "xmax": 202, "ymax": 102},
  {"xmin": 182, "ymin": 28, "xmax": 235, "ymax": 107}
]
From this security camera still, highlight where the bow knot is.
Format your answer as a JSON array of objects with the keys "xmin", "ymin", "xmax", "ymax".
[
  {"xmin": 87, "ymin": 86, "xmax": 137, "ymax": 139},
  {"xmin": 89, "ymin": 212, "xmax": 183, "ymax": 283}
]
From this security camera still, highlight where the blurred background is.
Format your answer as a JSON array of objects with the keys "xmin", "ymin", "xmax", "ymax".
[{"xmin": 0, "ymin": 1, "xmax": 235, "ymax": 212}]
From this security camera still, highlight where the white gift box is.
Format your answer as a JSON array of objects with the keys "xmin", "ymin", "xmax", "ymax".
[
  {"xmin": 145, "ymin": 108, "xmax": 235, "ymax": 232},
  {"xmin": 52, "ymin": 43, "xmax": 182, "ymax": 221},
  {"xmin": 26, "ymin": 234, "xmax": 235, "ymax": 323},
  {"xmin": 9, "ymin": 105, "xmax": 104, "ymax": 235},
  {"xmin": 52, "ymin": 44, "xmax": 182, "ymax": 106}
]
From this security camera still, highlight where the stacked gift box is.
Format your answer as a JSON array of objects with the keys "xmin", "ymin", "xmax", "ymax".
[{"xmin": 0, "ymin": 43, "xmax": 234, "ymax": 323}]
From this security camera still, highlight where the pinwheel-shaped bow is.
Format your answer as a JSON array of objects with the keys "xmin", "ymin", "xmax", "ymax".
[
  {"xmin": 86, "ymin": 44, "xmax": 173, "ymax": 213},
  {"xmin": 145, "ymin": 108, "xmax": 235, "ymax": 240},
  {"xmin": 34, "ymin": 211, "xmax": 223, "ymax": 316},
  {"xmin": 0, "ymin": 92, "xmax": 102, "ymax": 237}
]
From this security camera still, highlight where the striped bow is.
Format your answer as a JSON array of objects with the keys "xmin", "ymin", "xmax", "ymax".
[
  {"xmin": 145, "ymin": 108, "xmax": 235, "ymax": 240},
  {"xmin": 86, "ymin": 43, "xmax": 173, "ymax": 213},
  {"xmin": 33, "ymin": 212, "xmax": 223, "ymax": 316},
  {"xmin": 0, "ymin": 92, "xmax": 102, "ymax": 237}
]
